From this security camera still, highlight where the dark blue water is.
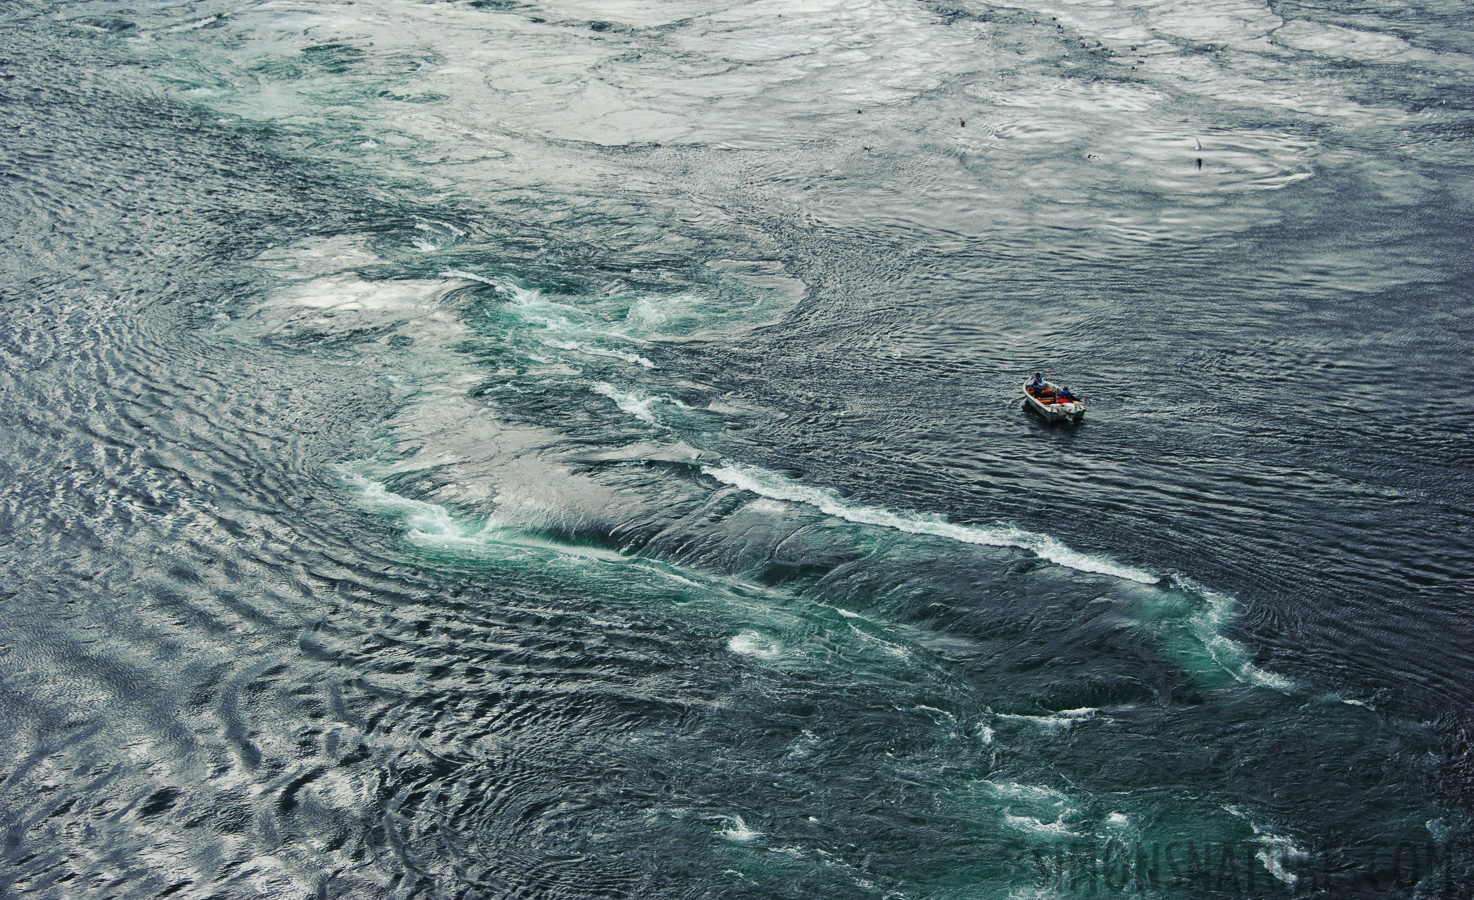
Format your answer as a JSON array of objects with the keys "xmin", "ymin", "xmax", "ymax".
[{"xmin": 1, "ymin": 0, "xmax": 1471, "ymax": 897}]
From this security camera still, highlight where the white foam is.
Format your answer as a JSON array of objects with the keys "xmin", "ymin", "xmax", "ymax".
[
  {"xmin": 1426, "ymin": 818, "xmax": 1454, "ymax": 842},
  {"xmin": 981, "ymin": 781, "xmax": 1085, "ymax": 841},
  {"xmin": 787, "ymin": 730, "xmax": 821, "ymax": 761},
  {"xmin": 592, "ymin": 383, "xmax": 695, "ymax": 424},
  {"xmin": 848, "ymin": 623, "xmax": 910, "ymax": 660},
  {"xmin": 982, "ymin": 781, "xmax": 1075, "ymax": 807},
  {"xmin": 418, "ymin": 218, "xmax": 466, "ymax": 237},
  {"xmin": 1191, "ymin": 590, "xmax": 1297, "ymax": 693},
  {"xmin": 1003, "ymin": 814, "xmax": 1078, "ymax": 837},
  {"xmin": 630, "ymin": 563, "xmax": 704, "ymax": 590},
  {"xmin": 340, "ymin": 468, "xmax": 633, "ymax": 566},
  {"xmin": 719, "ymin": 815, "xmax": 763, "ymax": 843},
  {"xmin": 594, "ymin": 382, "xmax": 662, "ymax": 424},
  {"xmin": 168, "ymin": 15, "xmax": 222, "ymax": 32},
  {"xmin": 545, "ymin": 339, "xmax": 655, "ymax": 368},
  {"xmin": 1224, "ymin": 805, "xmax": 1307, "ymax": 886},
  {"xmin": 343, "ymin": 470, "xmax": 464, "ymax": 539},
  {"xmin": 495, "ymin": 288, "xmax": 672, "ymax": 373},
  {"xmin": 994, "ymin": 707, "xmax": 1099, "ymax": 731},
  {"xmin": 624, "ymin": 294, "xmax": 696, "ymax": 331},
  {"xmin": 913, "ymin": 704, "xmax": 957, "ymax": 724},
  {"xmin": 728, "ymin": 631, "xmax": 783, "ymax": 659},
  {"xmin": 1257, "ymin": 843, "xmax": 1301, "ymax": 886},
  {"xmin": 441, "ymin": 268, "xmax": 504, "ymax": 289},
  {"xmin": 269, "ymin": 273, "xmax": 446, "ymax": 312},
  {"xmin": 703, "ymin": 463, "xmax": 1159, "ymax": 584}
]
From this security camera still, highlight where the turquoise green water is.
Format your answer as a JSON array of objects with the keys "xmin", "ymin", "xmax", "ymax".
[{"xmin": 0, "ymin": 0, "xmax": 1470, "ymax": 896}]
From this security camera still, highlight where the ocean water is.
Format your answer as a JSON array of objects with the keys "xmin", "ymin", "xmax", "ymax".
[{"xmin": 1, "ymin": 0, "xmax": 1471, "ymax": 897}]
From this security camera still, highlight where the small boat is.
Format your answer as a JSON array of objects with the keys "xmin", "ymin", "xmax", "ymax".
[{"xmin": 1023, "ymin": 378, "xmax": 1086, "ymax": 422}]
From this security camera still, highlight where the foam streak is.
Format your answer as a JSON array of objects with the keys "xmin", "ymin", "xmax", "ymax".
[{"xmin": 703, "ymin": 463, "xmax": 1160, "ymax": 584}]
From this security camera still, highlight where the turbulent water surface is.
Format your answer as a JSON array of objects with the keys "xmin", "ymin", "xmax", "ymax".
[{"xmin": 2, "ymin": 0, "xmax": 1472, "ymax": 897}]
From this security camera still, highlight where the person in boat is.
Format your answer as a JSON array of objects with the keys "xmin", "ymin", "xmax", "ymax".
[
  {"xmin": 1057, "ymin": 386, "xmax": 1074, "ymax": 402},
  {"xmin": 1029, "ymin": 373, "xmax": 1045, "ymax": 393}
]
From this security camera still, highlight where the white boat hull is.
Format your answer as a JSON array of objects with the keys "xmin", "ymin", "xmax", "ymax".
[{"xmin": 1023, "ymin": 380, "xmax": 1086, "ymax": 422}]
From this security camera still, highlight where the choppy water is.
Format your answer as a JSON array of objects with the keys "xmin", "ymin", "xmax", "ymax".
[{"xmin": 1, "ymin": 0, "xmax": 1472, "ymax": 897}]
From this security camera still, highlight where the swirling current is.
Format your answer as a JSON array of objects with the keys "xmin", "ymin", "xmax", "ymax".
[{"xmin": 1, "ymin": 0, "xmax": 1472, "ymax": 897}]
